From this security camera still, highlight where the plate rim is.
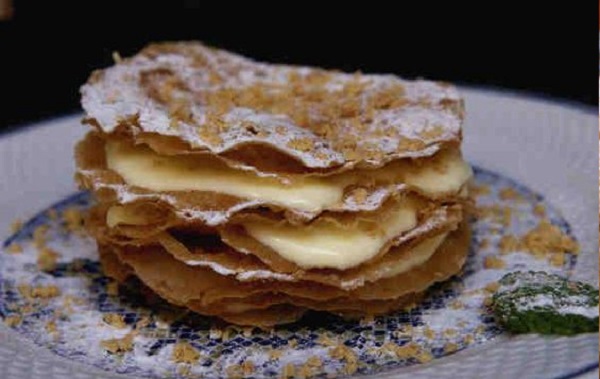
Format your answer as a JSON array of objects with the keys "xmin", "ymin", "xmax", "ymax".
[{"xmin": 0, "ymin": 87, "xmax": 597, "ymax": 379}]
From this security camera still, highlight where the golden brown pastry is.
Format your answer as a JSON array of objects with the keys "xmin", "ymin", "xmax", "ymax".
[{"xmin": 76, "ymin": 41, "xmax": 472, "ymax": 326}]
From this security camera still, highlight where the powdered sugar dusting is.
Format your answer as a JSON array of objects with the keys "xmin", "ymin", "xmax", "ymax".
[
  {"xmin": 513, "ymin": 292, "xmax": 598, "ymax": 319},
  {"xmin": 81, "ymin": 42, "xmax": 463, "ymax": 170},
  {"xmin": 184, "ymin": 259, "xmax": 237, "ymax": 275},
  {"xmin": 83, "ymin": 173, "xmax": 453, "ymax": 226},
  {"xmin": 183, "ymin": 259, "xmax": 296, "ymax": 282},
  {"xmin": 236, "ymin": 270, "xmax": 295, "ymax": 282},
  {"xmin": 557, "ymin": 305, "xmax": 598, "ymax": 318}
]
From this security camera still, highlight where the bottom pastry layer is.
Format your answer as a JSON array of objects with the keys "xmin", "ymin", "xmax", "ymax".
[{"xmin": 98, "ymin": 223, "xmax": 470, "ymax": 326}]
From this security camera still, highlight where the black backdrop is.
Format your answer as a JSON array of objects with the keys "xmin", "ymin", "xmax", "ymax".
[{"xmin": 0, "ymin": 1, "xmax": 597, "ymax": 130}]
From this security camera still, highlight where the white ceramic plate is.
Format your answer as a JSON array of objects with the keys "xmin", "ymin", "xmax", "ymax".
[{"xmin": 0, "ymin": 87, "xmax": 597, "ymax": 379}]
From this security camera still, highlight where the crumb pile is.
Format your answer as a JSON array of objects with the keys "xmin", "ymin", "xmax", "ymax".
[{"xmin": 75, "ymin": 42, "xmax": 474, "ymax": 326}]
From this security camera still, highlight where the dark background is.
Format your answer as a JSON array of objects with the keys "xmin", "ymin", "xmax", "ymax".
[{"xmin": 0, "ymin": 2, "xmax": 597, "ymax": 130}]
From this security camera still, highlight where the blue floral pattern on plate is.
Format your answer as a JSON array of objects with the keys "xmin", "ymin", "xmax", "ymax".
[{"xmin": 0, "ymin": 166, "xmax": 578, "ymax": 378}]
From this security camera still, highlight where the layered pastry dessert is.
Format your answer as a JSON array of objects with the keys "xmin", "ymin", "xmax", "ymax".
[{"xmin": 75, "ymin": 42, "xmax": 472, "ymax": 327}]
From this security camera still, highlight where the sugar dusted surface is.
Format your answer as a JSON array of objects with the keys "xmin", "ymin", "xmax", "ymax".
[
  {"xmin": 81, "ymin": 42, "xmax": 463, "ymax": 170},
  {"xmin": 514, "ymin": 294, "xmax": 599, "ymax": 319}
]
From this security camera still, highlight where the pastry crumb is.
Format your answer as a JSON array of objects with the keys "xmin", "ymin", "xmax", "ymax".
[
  {"xmin": 10, "ymin": 219, "xmax": 23, "ymax": 233},
  {"xmin": 497, "ymin": 220, "xmax": 576, "ymax": 265},
  {"xmin": 464, "ymin": 334, "xmax": 475, "ymax": 344},
  {"xmin": 106, "ymin": 281, "xmax": 119, "ymax": 296},
  {"xmin": 177, "ymin": 365, "xmax": 191, "ymax": 376},
  {"xmin": 477, "ymin": 205, "xmax": 512, "ymax": 227},
  {"xmin": 478, "ymin": 238, "xmax": 490, "ymax": 250},
  {"xmin": 37, "ymin": 247, "xmax": 60, "ymax": 271},
  {"xmin": 62, "ymin": 295, "xmax": 85, "ymax": 314},
  {"xmin": 498, "ymin": 235, "xmax": 521, "ymax": 254},
  {"xmin": 101, "ymin": 333, "xmax": 135, "ymax": 354},
  {"xmin": 329, "ymin": 344, "xmax": 358, "ymax": 374},
  {"xmin": 396, "ymin": 137, "xmax": 426, "ymax": 153},
  {"xmin": 392, "ymin": 324, "xmax": 414, "ymax": 338},
  {"xmin": 18, "ymin": 284, "xmax": 61, "ymax": 299},
  {"xmin": 533, "ymin": 204, "xmax": 546, "ymax": 217},
  {"xmin": 381, "ymin": 341, "xmax": 432, "ymax": 363},
  {"xmin": 549, "ymin": 252, "xmax": 566, "ymax": 267},
  {"xmin": 268, "ymin": 349, "xmax": 283, "ymax": 360},
  {"xmin": 172, "ymin": 341, "xmax": 200, "ymax": 364},
  {"xmin": 281, "ymin": 363, "xmax": 296, "ymax": 379},
  {"xmin": 5, "ymin": 242, "xmax": 22, "ymax": 254},
  {"xmin": 221, "ymin": 326, "xmax": 235, "ymax": 341},
  {"xmin": 47, "ymin": 209, "xmax": 59, "ymax": 220},
  {"xmin": 135, "ymin": 316, "xmax": 151, "ymax": 329},
  {"xmin": 242, "ymin": 326, "xmax": 254, "ymax": 337},
  {"xmin": 499, "ymin": 187, "xmax": 522, "ymax": 201},
  {"xmin": 469, "ymin": 184, "xmax": 491, "ymax": 197},
  {"xmin": 422, "ymin": 327, "xmax": 436, "ymax": 340},
  {"xmin": 241, "ymin": 360, "xmax": 255, "ymax": 376},
  {"xmin": 225, "ymin": 364, "xmax": 243, "ymax": 379},
  {"xmin": 32, "ymin": 225, "xmax": 49, "ymax": 249},
  {"xmin": 298, "ymin": 356, "xmax": 322, "ymax": 379},
  {"xmin": 521, "ymin": 220, "xmax": 578, "ymax": 257},
  {"xmin": 444, "ymin": 342, "xmax": 458, "ymax": 353},
  {"xmin": 443, "ymin": 328, "xmax": 457, "ymax": 338},
  {"xmin": 287, "ymin": 137, "xmax": 315, "ymax": 152},
  {"xmin": 350, "ymin": 187, "xmax": 369, "ymax": 205},
  {"xmin": 4, "ymin": 315, "xmax": 21, "ymax": 327},
  {"xmin": 317, "ymin": 334, "xmax": 337, "ymax": 347},
  {"xmin": 360, "ymin": 314, "xmax": 375, "ymax": 325},
  {"xmin": 62, "ymin": 207, "xmax": 85, "ymax": 234},
  {"xmin": 199, "ymin": 126, "xmax": 224, "ymax": 146},
  {"xmin": 484, "ymin": 281, "xmax": 500, "ymax": 293},
  {"xmin": 112, "ymin": 51, "xmax": 123, "ymax": 64},
  {"xmin": 501, "ymin": 207, "xmax": 512, "ymax": 227},
  {"xmin": 102, "ymin": 313, "xmax": 127, "ymax": 329},
  {"xmin": 209, "ymin": 327, "xmax": 223, "ymax": 339},
  {"xmin": 418, "ymin": 125, "xmax": 444, "ymax": 140},
  {"xmin": 306, "ymin": 356, "xmax": 322, "ymax": 367},
  {"xmin": 484, "ymin": 256, "xmax": 506, "ymax": 269},
  {"xmin": 45, "ymin": 319, "xmax": 58, "ymax": 335}
]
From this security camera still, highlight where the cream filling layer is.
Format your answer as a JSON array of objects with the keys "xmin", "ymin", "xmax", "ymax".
[
  {"xmin": 107, "ymin": 198, "xmax": 447, "ymax": 275},
  {"xmin": 243, "ymin": 199, "xmax": 418, "ymax": 269},
  {"xmin": 183, "ymin": 233, "xmax": 447, "ymax": 284},
  {"xmin": 106, "ymin": 198, "xmax": 420, "ymax": 269},
  {"xmin": 105, "ymin": 141, "xmax": 471, "ymax": 213},
  {"xmin": 370, "ymin": 232, "xmax": 447, "ymax": 280}
]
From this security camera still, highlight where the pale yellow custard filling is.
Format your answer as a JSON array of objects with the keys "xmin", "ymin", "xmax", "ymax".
[
  {"xmin": 105, "ymin": 141, "xmax": 472, "ymax": 213},
  {"xmin": 104, "ymin": 141, "xmax": 468, "ymax": 269},
  {"xmin": 372, "ymin": 232, "xmax": 447, "ymax": 279},
  {"xmin": 107, "ymin": 198, "xmax": 419, "ymax": 269},
  {"xmin": 107, "ymin": 201, "xmax": 447, "ymax": 272},
  {"xmin": 243, "ymin": 199, "xmax": 418, "ymax": 269}
]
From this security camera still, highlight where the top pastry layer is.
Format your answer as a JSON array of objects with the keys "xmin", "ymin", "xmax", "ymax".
[{"xmin": 81, "ymin": 42, "xmax": 464, "ymax": 173}]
